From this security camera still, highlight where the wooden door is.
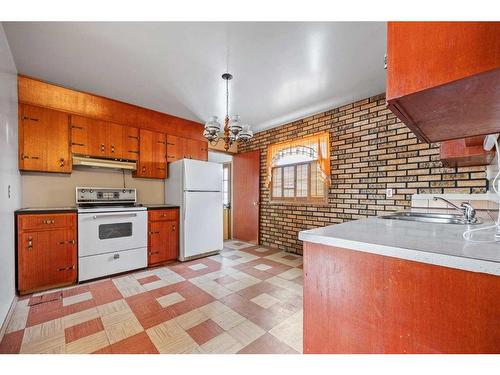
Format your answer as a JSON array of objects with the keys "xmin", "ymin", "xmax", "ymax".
[
  {"xmin": 20, "ymin": 105, "xmax": 71, "ymax": 173},
  {"xmin": 232, "ymin": 150, "xmax": 260, "ymax": 243},
  {"xmin": 122, "ymin": 126, "xmax": 140, "ymax": 161},
  {"xmin": 188, "ymin": 139, "xmax": 209, "ymax": 161},
  {"xmin": 18, "ymin": 229, "xmax": 76, "ymax": 292},
  {"xmin": 148, "ymin": 221, "xmax": 168, "ymax": 265},
  {"xmin": 71, "ymin": 115, "xmax": 90, "ymax": 155},
  {"xmin": 87, "ymin": 118, "xmax": 108, "ymax": 158},
  {"xmin": 166, "ymin": 135, "xmax": 184, "ymax": 163},
  {"xmin": 153, "ymin": 132, "xmax": 167, "ymax": 178},
  {"xmin": 135, "ymin": 129, "xmax": 154, "ymax": 177},
  {"xmin": 106, "ymin": 122, "xmax": 123, "ymax": 159},
  {"xmin": 166, "ymin": 220, "xmax": 179, "ymax": 261}
]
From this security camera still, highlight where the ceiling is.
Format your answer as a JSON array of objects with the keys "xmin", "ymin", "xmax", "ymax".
[{"xmin": 3, "ymin": 22, "xmax": 386, "ymax": 133}]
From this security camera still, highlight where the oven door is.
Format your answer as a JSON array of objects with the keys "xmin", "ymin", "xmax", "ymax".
[{"xmin": 78, "ymin": 210, "xmax": 147, "ymax": 257}]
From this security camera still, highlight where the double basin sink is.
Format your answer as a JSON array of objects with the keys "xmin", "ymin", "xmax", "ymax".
[{"xmin": 380, "ymin": 211, "xmax": 482, "ymax": 225}]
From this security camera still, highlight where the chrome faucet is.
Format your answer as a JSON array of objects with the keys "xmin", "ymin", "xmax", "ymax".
[{"xmin": 433, "ymin": 197, "xmax": 477, "ymax": 224}]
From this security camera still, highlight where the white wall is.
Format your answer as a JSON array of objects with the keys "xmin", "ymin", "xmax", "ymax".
[{"xmin": 0, "ymin": 24, "xmax": 21, "ymax": 327}]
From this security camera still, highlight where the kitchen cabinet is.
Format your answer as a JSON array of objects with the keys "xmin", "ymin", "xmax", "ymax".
[
  {"xmin": 19, "ymin": 104, "xmax": 71, "ymax": 173},
  {"xmin": 166, "ymin": 135, "xmax": 208, "ymax": 162},
  {"xmin": 71, "ymin": 115, "xmax": 140, "ymax": 160},
  {"xmin": 17, "ymin": 213, "xmax": 77, "ymax": 294},
  {"xmin": 134, "ymin": 129, "xmax": 167, "ymax": 179},
  {"xmin": 386, "ymin": 22, "xmax": 500, "ymax": 142},
  {"xmin": 440, "ymin": 136, "xmax": 495, "ymax": 167},
  {"xmin": 147, "ymin": 209, "xmax": 179, "ymax": 265}
]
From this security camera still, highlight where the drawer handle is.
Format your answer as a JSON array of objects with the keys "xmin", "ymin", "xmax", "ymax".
[
  {"xmin": 148, "ymin": 251, "xmax": 160, "ymax": 255},
  {"xmin": 71, "ymin": 125, "xmax": 83, "ymax": 130},
  {"xmin": 128, "ymin": 150, "xmax": 139, "ymax": 154},
  {"xmin": 128, "ymin": 135, "xmax": 139, "ymax": 140},
  {"xmin": 68, "ymin": 239, "xmax": 76, "ymax": 245},
  {"xmin": 43, "ymin": 219, "xmax": 55, "ymax": 224},
  {"xmin": 58, "ymin": 240, "xmax": 65, "ymax": 245},
  {"xmin": 113, "ymin": 253, "xmax": 120, "ymax": 260},
  {"xmin": 72, "ymin": 142, "xmax": 85, "ymax": 147},
  {"xmin": 149, "ymin": 231, "xmax": 160, "ymax": 235},
  {"xmin": 172, "ymin": 225, "xmax": 176, "ymax": 231}
]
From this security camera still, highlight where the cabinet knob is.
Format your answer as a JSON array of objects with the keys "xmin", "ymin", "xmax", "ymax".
[
  {"xmin": 59, "ymin": 158, "xmax": 65, "ymax": 167},
  {"xmin": 113, "ymin": 253, "xmax": 120, "ymax": 260},
  {"xmin": 111, "ymin": 145, "xmax": 115, "ymax": 153},
  {"xmin": 68, "ymin": 239, "xmax": 76, "ymax": 245},
  {"xmin": 100, "ymin": 144, "xmax": 105, "ymax": 152},
  {"xmin": 172, "ymin": 225, "xmax": 176, "ymax": 231}
]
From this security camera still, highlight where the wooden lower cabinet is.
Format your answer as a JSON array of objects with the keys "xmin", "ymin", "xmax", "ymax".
[
  {"xmin": 17, "ymin": 213, "xmax": 77, "ymax": 295},
  {"xmin": 148, "ymin": 209, "xmax": 179, "ymax": 265},
  {"xmin": 303, "ymin": 242, "xmax": 500, "ymax": 353}
]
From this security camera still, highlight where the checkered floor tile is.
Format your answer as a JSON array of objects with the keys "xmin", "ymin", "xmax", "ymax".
[{"xmin": 0, "ymin": 241, "xmax": 303, "ymax": 354}]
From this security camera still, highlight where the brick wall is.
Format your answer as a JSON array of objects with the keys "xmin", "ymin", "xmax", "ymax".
[{"xmin": 238, "ymin": 93, "xmax": 488, "ymax": 254}]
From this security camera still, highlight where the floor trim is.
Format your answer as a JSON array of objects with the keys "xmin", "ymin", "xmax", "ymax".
[{"xmin": 0, "ymin": 295, "xmax": 18, "ymax": 342}]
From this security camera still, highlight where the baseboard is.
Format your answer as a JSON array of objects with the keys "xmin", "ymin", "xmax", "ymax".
[{"xmin": 0, "ymin": 295, "xmax": 18, "ymax": 342}]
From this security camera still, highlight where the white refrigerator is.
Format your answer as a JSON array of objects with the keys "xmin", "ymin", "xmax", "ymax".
[{"xmin": 165, "ymin": 159, "xmax": 224, "ymax": 261}]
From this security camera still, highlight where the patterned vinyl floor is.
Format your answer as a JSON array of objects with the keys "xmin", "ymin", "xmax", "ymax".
[{"xmin": 0, "ymin": 241, "xmax": 303, "ymax": 354}]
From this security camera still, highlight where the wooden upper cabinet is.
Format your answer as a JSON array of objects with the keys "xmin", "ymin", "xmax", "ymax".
[
  {"xmin": 134, "ymin": 129, "xmax": 166, "ymax": 179},
  {"xmin": 166, "ymin": 135, "xmax": 208, "ymax": 162},
  {"xmin": 187, "ymin": 139, "xmax": 209, "ymax": 161},
  {"xmin": 122, "ymin": 126, "xmax": 140, "ymax": 161},
  {"xmin": 440, "ymin": 136, "xmax": 495, "ymax": 167},
  {"xmin": 153, "ymin": 132, "xmax": 167, "ymax": 178},
  {"xmin": 19, "ymin": 104, "xmax": 71, "ymax": 173},
  {"xmin": 386, "ymin": 22, "xmax": 500, "ymax": 142},
  {"xmin": 166, "ymin": 135, "xmax": 183, "ymax": 163}
]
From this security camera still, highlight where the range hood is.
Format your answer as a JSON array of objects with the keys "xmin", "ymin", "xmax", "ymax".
[{"xmin": 72, "ymin": 156, "xmax": 137, "ymax": 170}]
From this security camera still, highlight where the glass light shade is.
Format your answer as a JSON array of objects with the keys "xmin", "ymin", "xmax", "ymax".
[
  {"xmin": 203, "ymin": 128, "xmax": 218, "ymax": 142},
  {"xmin": 205, "ymin": 116, "xmax": 221, "ymax": 136},
  {"xmin": 237, "ymin": 125, "xmax": 253, "ymax": 142},
  {"xmin": 228, "ymin": 115, "xmax": 243, "ymax": 135}
]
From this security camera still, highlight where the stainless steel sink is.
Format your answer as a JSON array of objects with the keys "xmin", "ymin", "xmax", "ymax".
[{"xmin": 379, "ymin": 212, "xmax": 482, "ymax": 225}]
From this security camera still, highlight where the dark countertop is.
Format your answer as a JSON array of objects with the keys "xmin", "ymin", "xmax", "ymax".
[
  {"xmin": 15, "ymin": 207, "xmax": 78, "ymax": 214},
  {"xmin": 143, "ymin": 204, "xmax": 180, "ymax": 210}
]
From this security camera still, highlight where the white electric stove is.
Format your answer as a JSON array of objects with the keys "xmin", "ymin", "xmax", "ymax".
[{"xmin": 76, "ymin": 187, "xmax": 147, "ymax": 282}]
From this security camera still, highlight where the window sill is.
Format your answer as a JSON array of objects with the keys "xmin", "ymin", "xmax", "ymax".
[{"xmin": 268, "ymin": 200, "xmax": 330, "ymax": 207}]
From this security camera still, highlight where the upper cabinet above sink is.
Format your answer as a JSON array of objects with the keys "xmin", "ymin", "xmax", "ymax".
[{"xmin": 386, "ymin": 22, "xmax": 500, "ymax": 143}]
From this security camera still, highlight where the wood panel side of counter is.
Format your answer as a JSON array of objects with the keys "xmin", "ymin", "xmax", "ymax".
[{"xmin": 303, "ymin": 242, "xmax": 500, "ymax": 354}]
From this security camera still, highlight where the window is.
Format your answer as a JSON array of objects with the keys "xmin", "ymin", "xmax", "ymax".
[{"xmin": 267, "ymin": 133, "xmax": 330, "ymax": 203}]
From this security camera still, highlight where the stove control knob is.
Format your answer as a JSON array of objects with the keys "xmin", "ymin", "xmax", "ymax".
[
  {"xmin": 81, "ymin": 189, "xmax": 86, "ymax": 193},
  {"xmin": 89, "ymin": 189, "xmax": 93, "ymax": 193},
  {"xmin": 123, "ymin": 189, "xmax": 126, "ymax": 193}
]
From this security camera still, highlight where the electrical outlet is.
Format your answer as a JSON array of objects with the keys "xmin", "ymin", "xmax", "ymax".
[{"xmin": 386, "ymin": 188, "xmax": 393, "ymax": 198}]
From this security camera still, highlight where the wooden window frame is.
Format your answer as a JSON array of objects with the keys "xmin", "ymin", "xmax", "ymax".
[{"xmin": 270, "ymin": 160, "xmax": 328, "ymax": 204}]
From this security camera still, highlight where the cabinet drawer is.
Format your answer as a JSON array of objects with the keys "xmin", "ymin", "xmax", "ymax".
[
  {"xmin": 18, "ymin": 213, "xmax": 76, "ymax": 231},
  {"xmin": 78, "ymin": 247, "xmax": 147, "ymax": 282},
  {"xmin": 148, "ymin": 209, "xmax": 179, "ymax": 222}
]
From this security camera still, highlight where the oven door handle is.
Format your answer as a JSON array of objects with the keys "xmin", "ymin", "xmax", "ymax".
[{"xmin": 92, "ymin": 212, "xmax": 138, "ymax": 220}]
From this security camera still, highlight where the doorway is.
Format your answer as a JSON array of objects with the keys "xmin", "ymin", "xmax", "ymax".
[{"xmin": 208, "ymin": 151, "xmax": 233, "ymax": 241}]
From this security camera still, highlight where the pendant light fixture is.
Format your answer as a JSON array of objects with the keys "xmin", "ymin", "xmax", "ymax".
[{"xmin": 204, "ymin": 73, "xmax": 253, "ymax": 151}]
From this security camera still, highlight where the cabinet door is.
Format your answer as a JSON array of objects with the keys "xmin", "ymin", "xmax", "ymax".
[
  {"xmin": 135, "ymin": 129, "xmax": 154, "ymax": 177},
  {"xmin": 189, "ymin": 139, "xmax": 209, "ymax": 161},
  {"xmin": 148, "ymin": 221, "xmax": 168, "ymax": 265},
  {"xmin": 166, "ymin": 135, "xmax": 184, "ymax": 163},
  {"xmin": 18, "ymin": 228, "xmax": 77, "ymax": 293},
  {"xmin": 165, "ymin": 220, "xmax": 179, "ymax": 261},
  {"xmin": 71, "ymin": 115, "xmax": 90, "ymax": 156},
  {"xmin": 87, "ymin": 118, "xmax": 109, "ymax": 158},
  {"xmin": 148, "ymin": 220, "xmax": 178, "ymax": 265},
  {"xmin": 122, "ymin": 126, "xmax": 140, "ymax": 161},
  {"xmin": 20, "ymin": 105, "xmax": 71, "ymax": 173},
  {"xmin": 106, "ymin": 122, "xmax": 123, "ymax": 159},
  {"xmin": 153, "ymin": 132, "xmax": 167, "ymax": 178}
]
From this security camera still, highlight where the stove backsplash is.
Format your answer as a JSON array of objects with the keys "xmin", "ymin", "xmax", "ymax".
[{"xmin": 21, "ymin": 168, "xmax": 165, "ymax": 207}]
